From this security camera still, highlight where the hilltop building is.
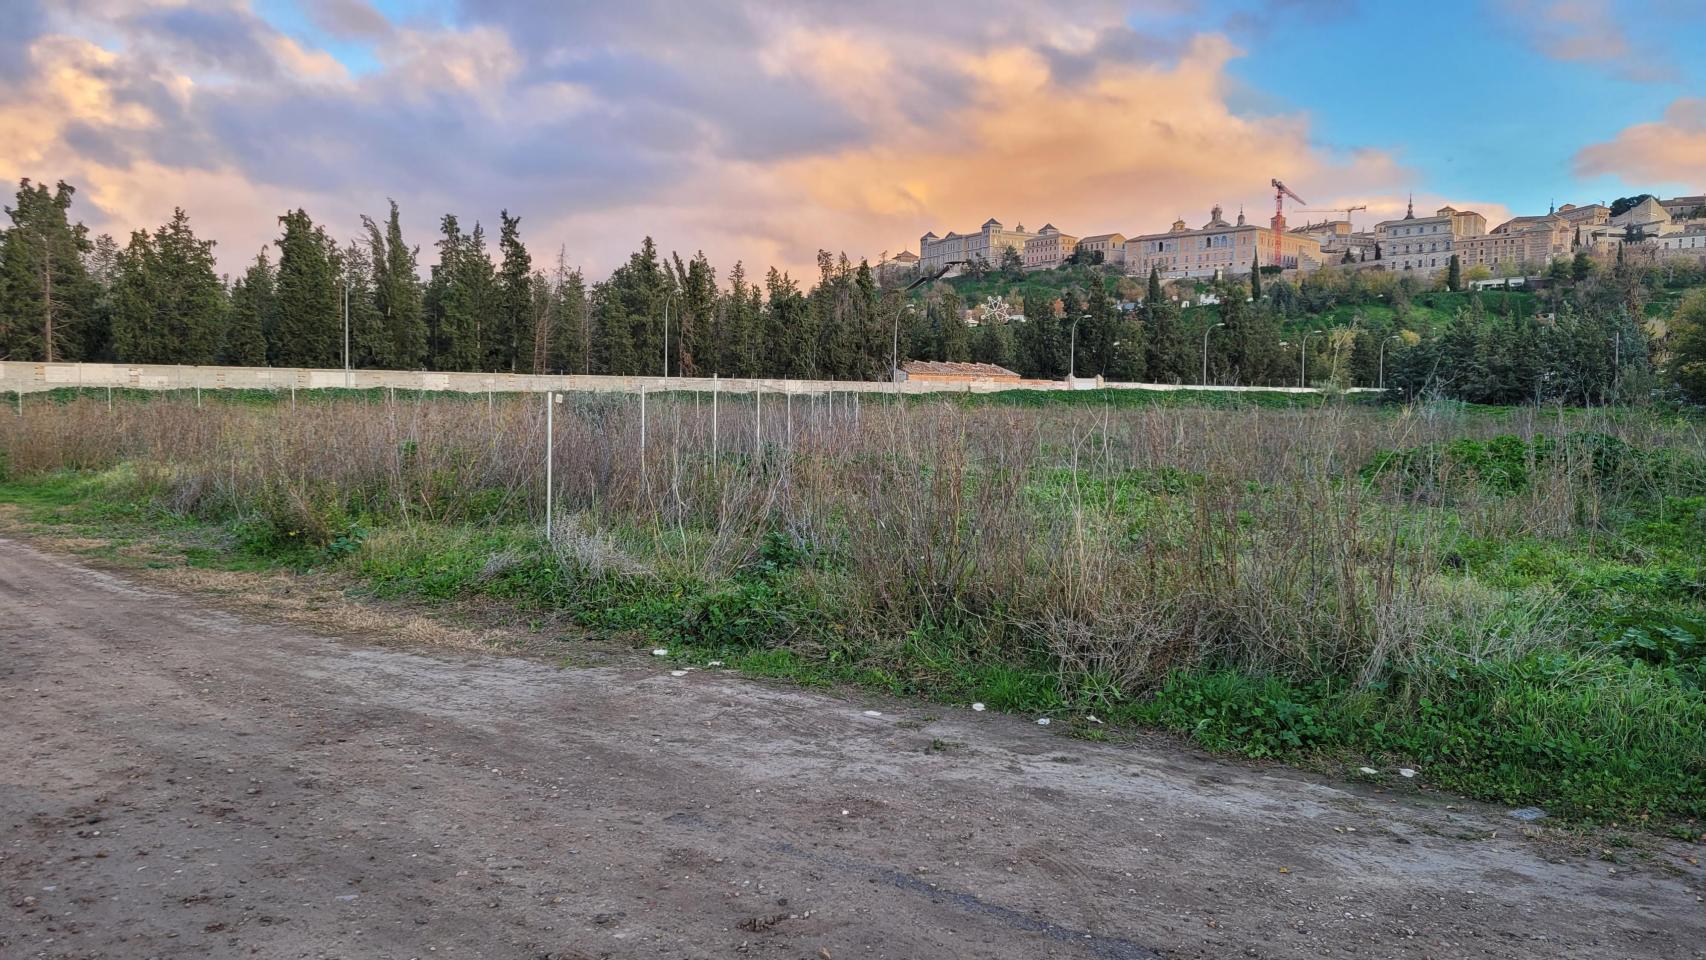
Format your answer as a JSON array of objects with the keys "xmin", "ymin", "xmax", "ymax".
[
  {"xmin": 1126, "ymin": 205, "xmax": 1321, "ymax": 280},
  {"xmin": 1660, "ymin": 195, "xmax": 1706, "ymax": 220},
  {"xmin": 1077, "ymin": 233, "xmax": 1127, "ymax": 266},
  {"xmin": 919, "ymin": 218, "xmax": 1037, "ymax": 274},
  {"xmin": 1291, "ymin": 219, "xmax": 1376, "ymax": 264},
  {"xmin": 1372, "ymin": 198, "xmax": 1487, "ymax": 274},
  {"xmin": 1023, "ymin": 224, "xmax": 1078, "ymax": 270}
]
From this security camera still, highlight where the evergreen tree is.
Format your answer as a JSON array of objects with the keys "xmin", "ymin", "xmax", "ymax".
[
  {"xmin": 111, "ymin": 209, "xmax": 225, "ymax": 364},
  {"xmin": 341, "ymin": 239, "xmax": 382, "ymax": 368},
  {"xmin": 1018, "ymin": 290, "xmax": 1063, "ymax": 378},
  {"xmin": 361, "ymin": 200, "xmax": 426, "ymax": 369},
  {"xmin": 1249, "ymin": 256, "xmax": 1262, "ymax": 299},
  {"xmin": 677, "ymin": 251, "xmax": 717, "ymax": 377},
  {"xmin": 1667, "ymin": 290, "xmax": 1706, "ymax": 402},
  {"xmin": 764, "ymin": 268, "xmax": 810, "ymax": 375},
  {"xmin": 545, "ymin": 251, "xmax": 589, "ymax": 375},
  {"xmin": 1447, "ymin": 254, "xmax": 1463, "ymax": 292},
  {"xmin": 0, "ymin": 179, "xmax": 94, "ymax": 361},
  {"xmin": 462, "ymin": 223, "xmax": 497, "ymax": 370},
  {"xmin": 1142, "ymin": 267, "xmax": 1182, "ymax": 383},
  {"xmin": 81, "ymin": 232, "xmax": 120, "ymax": 361},
  {"xmin": 936, "ymin": 289, "xmax": 969, "ymax": 361},
  {"xmin": 224, "ymin": 250, "xmax": 274, "ymax": 366},
  {"xmin": 493, "ymin": 210, "xmax": 531, "ymax": 372},
  {"xmin": 594, "ymin": 238, "xmax": 667, "ymax": 376},
  {"xmin": 272, "ymin": 209, "xmax": 340, "ymax": 367}
]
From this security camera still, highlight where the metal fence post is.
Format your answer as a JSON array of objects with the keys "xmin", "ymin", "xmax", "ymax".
[
  {"xmin": 711, "ymin": 374, "xmax": 719, "ymax": 462},
  {"xmin": 545, "ymin": 391, "xmax": 555, "ymax": 539}
]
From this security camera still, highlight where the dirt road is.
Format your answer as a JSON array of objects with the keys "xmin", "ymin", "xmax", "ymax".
[{"xmin": 1, "ymin": 538, "xmax": 1700, "ymax": 959}]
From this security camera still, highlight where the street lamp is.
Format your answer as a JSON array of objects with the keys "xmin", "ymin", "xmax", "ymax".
[
  {"xmin": 892, "ymin": 302, "xmax": 915, "ymax": 383},
  {"xmin": 1377, "ymin": 334, "xmax": 1401, "ymax": 390},
  {"xmin": 1201, "ymin": 322, "xmax": 1225, "ymax": 385},
  {"xmin": 661, "ymin": 293, "xmax": 673, "ymax": 378},
  {"xmin": 1070, "ymin": 313, "xmax": 1089, "ymax": 382},
  {"xmin": 1299, "ymin": 329, "xmax": 1323, "ymax": 388},
  {"xmin": 342, "ymin": 278, "xmax": 351, "ymax": 387}
]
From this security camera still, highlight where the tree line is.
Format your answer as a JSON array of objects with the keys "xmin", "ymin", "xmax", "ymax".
[{"xmin": 0, "ymin": 179, "xmax": 902, "ymax": 379}]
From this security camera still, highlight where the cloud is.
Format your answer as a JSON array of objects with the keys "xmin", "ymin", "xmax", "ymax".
[
  {"xmin": 1500, "ymin": 0, "xmax": 1677, "ymax": 83},
  {"xmin": 304, "ymin": 0, "xmax": 392, "ymax": 40},
  {"xmin": 1575, "ymin": 98, "xmax": 1706, "ymax": 187},
  {"xmin": 1, "ymin": 0, "xmax": 1447, "ymax": 281}
]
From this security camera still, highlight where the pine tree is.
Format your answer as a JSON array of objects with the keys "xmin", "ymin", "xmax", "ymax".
[
  {"xmin": 764, "ymin": 268, "xmax": 810, "ymax": 376},
  {"xmin": 0, "ymin": 179, "xmax": 94, "ymax": 361},
  {"xmin": 720, "ymin": 262, "xmax": 759, "ymax": 377},
  {"xmin": 462, "ymin": 223, "xmax": 497, "ymax": 370},
  {"xmin": 81, "ymin": 232, "xmax": 120, "ymax": 361},
  {"xmin": 493, "ymin": 210, "xmax": 531, "ymax": 372},
  {"xmin": 361, "ymin": 200, "xmax": 426, "ymax": 369},
  {"xmin": 272, "ymin": 209, "xmax": 340, "ymax": 367},
  {"xmin": 1143, "ymin": 267, "xmax": 1186, "ymax": 383},
  {"xmin": 678, "ymin": 251, "xmax": 717, "ymax": 377},
  {"xmin": 224, "ymin": 250, "xmax": 274, "ymax": 366},
  {"xmin": 546, "ymin": 249, "xmax": 588, "ymax": 374}
]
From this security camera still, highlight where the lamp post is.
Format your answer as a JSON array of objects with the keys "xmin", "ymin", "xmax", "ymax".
[
  {"xmin": 1070, "ymin": 313, "xmax": 1089, "ymax": 382},
  {"xmin": 661, "ymin": 293, "xmax": 673, "ymax": 379},
  {"xmin": 342, "ymin": 279, "xmax": 351, "ymax": 388},
  {"xmin": 1201, "ymin": 322, "xmax": 1225, "ymax": 385},
  {"xmin": 1378, "ymin": 334, "xmax": 1400, "ymax": 390},
  {"xmin": 892, "ymin": 303, "xmax": 914, "ymax": 384},
  {"xmin": 1299, "ymin": 329, "xmax": 1323, "ymax": 388}
]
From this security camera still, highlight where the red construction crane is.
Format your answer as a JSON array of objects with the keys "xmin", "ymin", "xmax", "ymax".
[{"xmin": 1270, "ymin": 178, "xmax": 1306, "ymax": 270}]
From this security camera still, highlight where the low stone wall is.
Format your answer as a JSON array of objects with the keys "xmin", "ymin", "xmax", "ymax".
[{"xmin": 0, "ymin": 361, "xmax": 1367, "ymax": 397}]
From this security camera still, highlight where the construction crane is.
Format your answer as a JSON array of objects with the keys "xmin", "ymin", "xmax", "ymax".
[
  {"xmin": 1298, "ymin": 204, "xmax": 1368, "ymax": 231},
  {"xmin": 1270, "ymin": 179, "xmax": 1306, "ymax": 270}
]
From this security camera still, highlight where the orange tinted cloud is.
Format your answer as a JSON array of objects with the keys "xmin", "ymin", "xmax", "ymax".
[{"xmin": 1575, "ymin": 98, "xmax": 1706, "ymax": 187}]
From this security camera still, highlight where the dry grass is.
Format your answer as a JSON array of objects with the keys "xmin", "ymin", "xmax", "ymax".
[{"xmin": 2, "ymin": 391, "xmax": 1693, "ymax": 689}]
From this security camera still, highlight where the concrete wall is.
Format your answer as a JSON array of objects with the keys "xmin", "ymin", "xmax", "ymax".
[{"xmin": 0, "ymin": 361, "xmax": 1366, "ymax": 397}]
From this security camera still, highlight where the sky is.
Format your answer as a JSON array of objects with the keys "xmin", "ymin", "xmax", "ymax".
[{"xmin": 2, "ymin": 0, "xmax": 1703, "ymax": 280}]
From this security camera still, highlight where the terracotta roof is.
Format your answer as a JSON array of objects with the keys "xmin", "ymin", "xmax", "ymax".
[{"xmin": 902, "ymin": 360, "xmax": 1022, "ymax": 379}]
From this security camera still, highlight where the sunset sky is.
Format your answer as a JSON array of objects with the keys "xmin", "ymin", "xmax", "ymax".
[{"xmin": 3, "ymin": 0, "xmax": 1702, "ymax": 278}]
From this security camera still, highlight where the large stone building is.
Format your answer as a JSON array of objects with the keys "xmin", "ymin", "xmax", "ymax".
[
  {"xmin": 1077, "ymin": 233, "xmax": 1127, "ymax": 266},
  {"xmin": 1660, "ymin": 195, "xmax": 1706, "ymax": 220},
  {"xmin": 1023, "ymin": 224, "xmax": 1079, "ymax": 270},
  {"xmin": 1372, "ymin": 199, "xmax": 1487, "ymax": 275},
  {"xmin": 919, "ymin": 218, "xmax": 1037, "ymax": 274},
  {"xmin": 1126, "ymin": 205, "xmax": 1321, "ymax": 280},
  {"xmin": 1291, "ymin": 219, "xmax": 1376, "ymax": 264},
  {"xmin": 1455, "ymin": 214, "xmax": 1572, "ymax": 274}
]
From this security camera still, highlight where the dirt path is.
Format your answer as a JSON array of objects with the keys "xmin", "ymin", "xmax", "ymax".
[{"xmin": 1, "ymin": 539, "xmax": 1700, "ymax": 960}]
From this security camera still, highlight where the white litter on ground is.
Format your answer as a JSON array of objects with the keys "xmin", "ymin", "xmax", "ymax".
[
  {"xmin": 651, "ymin": 648, "xmax": 668, "ymax": 657},
  {"xmin": 863, "ymin": 710, "xmax": 883, "ymax": 718},
  {"xmin": 970, "ymin": 703, "xmax": 986, "ymax": 712},
  {"xmin": 1036, "ymin": 718, "xmax": 1051, "ymax": 726}
]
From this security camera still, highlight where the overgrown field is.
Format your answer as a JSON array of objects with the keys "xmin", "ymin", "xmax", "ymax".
[{"xmin": 3, "ymin": 389, "xmax": 1704, "ymax": 827}]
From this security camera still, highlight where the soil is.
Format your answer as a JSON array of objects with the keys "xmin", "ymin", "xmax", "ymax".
[{"xmin": 2, "ymin": 537, "xmax": 1702, "ymax": 959}]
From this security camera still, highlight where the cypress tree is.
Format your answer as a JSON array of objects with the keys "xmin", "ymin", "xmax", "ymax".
[
  {"xmin": 272, "ymin": 209, "xmax": 340, "ymax": 367},
  {"xmin": 224, "ymin": 250, "xmax": 274, "ymax": 366},
  {"xmin": 362, "ymin": 200, "xmax": 426, "ymax": 369},
  {"xmin": 1447, "ymin": 254, "xmax": 1463, "ymax": 292},
  {"xmin": 111, "ymin": 209, "xmax": 224, "ymax": 364},
  {"xmin": 1249, "ymin": 255, "xmax": 1262, "ymax": 298}
]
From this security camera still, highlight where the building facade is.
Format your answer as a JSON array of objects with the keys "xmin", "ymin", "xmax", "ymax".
[
  {"xmin": 919, "ymin": 218, "xmax": 1037, "ymax": 274},
  {"xmin": 1372, "ymin": 200, "xmax": 1487, "ymax": 274},
  {"xmin": 1077, "ymin": 233, "xmax": 1127, "ymax": 266},
  {"xmin": 1023, "ymin": 224, "xmax": 1079, "ymax": 270},
  {"xmin": 1660, "ymin": 195, "xmax": 1706, "ymax": 220},
  {"xmin": 1455, "ymin": 215, "xmax": 1573, "ymax": 274},
  {"xmin": 1126, "ymin": 205, "xmax": 1321, "ymax": 279}
]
